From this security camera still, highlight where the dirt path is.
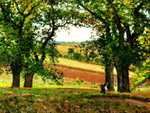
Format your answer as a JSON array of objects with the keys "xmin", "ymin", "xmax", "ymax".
[
  {"xmin": 56, "ymin": 64, "xmax": 105, "ymax": 84},
  {"xmin": 91, "ymin": 96, "xmax": 150, "ymax": 111}
]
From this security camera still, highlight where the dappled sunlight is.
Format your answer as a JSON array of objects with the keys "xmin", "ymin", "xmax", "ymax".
[{"xmin": 0, "ymin": 0, "xmax": 149, "ymax": 112}]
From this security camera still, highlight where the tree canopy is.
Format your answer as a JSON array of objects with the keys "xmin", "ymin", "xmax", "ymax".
[{"xmin": 0, "ymin": 0, "xmax": 149, "ymax": 92}]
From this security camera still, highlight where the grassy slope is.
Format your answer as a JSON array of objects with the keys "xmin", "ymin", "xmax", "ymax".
[
  {"xmin": 1, "ymin": 57, "xmax": 149, "ymax": 90},
  {"xmin": 0, "ymin": 57, "xmax": 105, "ymax": 89},
  {"xmin": 1, "ymin": 57, "xmax": 104, "ymax": 88},
  {"xmin": 56, "ymin": 43, "xmax": 104, "ymax": 72},
  {"xmin": 57, "ymin": 58, "xmax": 105, "ymax": 73}
]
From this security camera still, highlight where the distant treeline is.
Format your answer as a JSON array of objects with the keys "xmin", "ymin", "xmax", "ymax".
[
  {"xmin": 56, "ymin": 41, "xmax": 81, "ymax": 45},
  {"xmin": 56, "ymin": 42, "xmax": 103, "ymax": 65}
]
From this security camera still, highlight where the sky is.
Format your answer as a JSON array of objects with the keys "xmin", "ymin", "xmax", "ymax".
[{"xmin": 55, "ymin": 26, "xmax": 94, "ymax": 42}]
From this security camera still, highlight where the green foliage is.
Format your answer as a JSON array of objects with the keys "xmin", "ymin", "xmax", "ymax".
[
  {"xmin": 0, "ymin": 24, "xmax": 18, "ymax": 64},
  {"xmin": 0, "ymin": 0, "xmax": 78, "ymax": 86},
  {"xmin": 63, "ymin": 42, "xmax": 103, "ymax": 65},
  {"xmin": 0, "ymin": 0, "xmax": 43, "ymax": 64},
  {"xmin": 72, "ymin": 0, "xmax": 150, "ymax": 92},
  {"xmin": 141, "ymin": 60, "xmax": 150, "ymax": 79},
  {"xmin": 131, "ymin": 30, "xmax": 150, "ymax": 88},
  {"xmin": 73, "ymin": 0, "xmax": 149, "ymax": 65},
  {"xmin": 66, "ymin": 48, "xmax": 83, "ymax": 61},
  {"xmin": 80, "ymin": 40, "xmax": 106, "ymax": 65},
  {"xmin": 0, "ymin": 0, "xmax": 149, "ymax": 89},
  {"xmin": 131, "ymin": 59, "xmax": 150, "ymax": 90}
]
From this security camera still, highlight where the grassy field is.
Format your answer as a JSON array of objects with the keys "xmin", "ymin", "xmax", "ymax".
[
  {"xmin": 1, "ymin": 57, "xmax": 149, "ymax": 90},
  {"xmin": 0, "ymin": 88, "xmax": 150, "ymax": 113},
  {"xmin": 57, "ymin": 58, "xmax": 105, "ymax": 73},
  {"xmin": 56, "ymin": 44, "xmax": 80, "ymax": 55},
  {"xmin": 0, "ymin": 70, "xmax": 99, "ymax": 89},
  {"xmin": 0, "ymin": 58, "xmax": 150, "ymax": 113}
]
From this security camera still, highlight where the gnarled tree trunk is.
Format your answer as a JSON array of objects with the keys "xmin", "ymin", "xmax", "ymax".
[
  {"xmin": 105, "ymin": 62, "xmax": 114, "ymax": 91},
  {"xmin": 115, "ymin": 64, "xmax": 123, "ymax": 92},
  {"xmin": 24, "ymin": 72, "xmax": 34, "ymax": 88},
  {"xmin": 116, "ymin": 63, "xmax": 130, "ymax": 92},
  {"xmin": 122, "ymin": 65, "xmax": 130, "ymax": 92},
  {"xmin": 10, "ymin": 60, "xmax": 22, "ymax": 88}
]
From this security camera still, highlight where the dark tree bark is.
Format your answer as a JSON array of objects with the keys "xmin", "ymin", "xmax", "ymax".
[
  {"xmin": 10, "ymin": 59, "xmax": 22, "ymax": 88},
  {"xmin": 24, "ymin": 72, "xmax": 34, "ymax": 88},
  {"xmin": 115, "ymin": 64, "xmax": 123, "ymax": 92},
  {"xmin": 105, "ymin": 62, "xmax": 114, "ymax": 91},
  {"xmin": 11, "ymin": 70, "xmax": 20, "ymax": 88},
  {"xmin": 115, "ymin": 63, "xmax": 130, "ymax": 92},
  {"xmin": 122, "ymin": 65, "xmax": 130, "ymax": 92}
]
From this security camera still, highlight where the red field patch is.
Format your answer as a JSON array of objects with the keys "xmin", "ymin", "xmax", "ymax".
[{"xmin": 56, "ymin": 64, "xmax": 105, "ymax": 84}]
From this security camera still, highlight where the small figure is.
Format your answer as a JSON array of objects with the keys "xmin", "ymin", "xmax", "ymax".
[{"xmin": 100, "ymin": 83, "xmax": 108, "ymax": 94}]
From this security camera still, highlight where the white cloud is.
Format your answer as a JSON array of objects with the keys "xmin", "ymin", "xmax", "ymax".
[{"xmin": 55, "ymin": 26, "xmax": 93, "ymax": 42}]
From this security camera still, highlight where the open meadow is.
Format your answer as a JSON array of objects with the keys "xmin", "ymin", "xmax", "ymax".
[{"xmin": 0, "ymin": 58, "xmax": 150, "ymax": 113}]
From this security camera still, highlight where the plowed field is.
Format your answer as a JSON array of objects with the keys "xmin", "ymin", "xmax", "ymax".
[{"xmin": 56, "ymin": 64, "xmax": 105, "ymax": 84}]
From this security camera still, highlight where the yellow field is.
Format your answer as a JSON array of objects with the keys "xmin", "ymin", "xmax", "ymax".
[
  {"xmin": 56, "ymin": 44, "xmax": 105, "ymax": 73},
  {"xmin": 56, "ymin": 44, "xmax": 80, "ymax": 55},
  {"xmin": 56, "ymin": 45, "xmax": 71, "ymax": 54},
  {"xmin": 57, "ymin": 58, "xmax": 104, "ymax": 72}
]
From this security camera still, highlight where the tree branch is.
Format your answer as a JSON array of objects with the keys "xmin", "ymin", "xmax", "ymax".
[
  {"xmin": 14, "ymin": 0, "xmax": 40, "ymax": 18},
  {"xmin": 107, "ymin": 0, "xmax": 124, "ymax": 40},
  {"xmin": 77, "ymin": 1, "xmax": 111, "ymax": 37},
  {"xmin": 78, "ymin": 1, "xmax": 106, "ymax": 25},
  {"xmin": 0, "ymin": 2, "xmax": 17, "ymax": 28},
  {"xmin": 40, "ymin": 23, "xmax": 56, "ymax": 63},
  {"xmin": 13, "ymin": 0, "xmax": 24, "ymax": 15},
  {"xmin": 40, "ymin": 4, "xmax": 57, "ymax": 63}
]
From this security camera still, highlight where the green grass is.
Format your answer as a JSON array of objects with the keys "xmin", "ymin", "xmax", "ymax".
[
  {"xmin": 0, "ymin": 72, "xmax": 12, "ymax": 87},
  {"xmin": 0, "ymin": 88, "xmax": 150, "ymax": 113},
  {"xmin": 0, "ymin": 68, "xmax": 150, "ymax": 113},
  {"xmin": 0, "ymin": 70, "xmax": 99, "ymax": 89}
]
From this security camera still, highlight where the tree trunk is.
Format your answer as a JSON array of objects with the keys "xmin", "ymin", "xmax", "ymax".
[
  {"xmin": 24, "ymin": 72, "xmax": 34, "ymax": 88},
  {"xmin": 116, "ymin": 64, "xmax": 123, "ymax": 92},
  {"xmin": 122, "ymin": 65, "xmax": 130, "ymax": 92},
  {"xmin": 105, "ymin": 62, "xmax": 114, "ymax": 91},
  {"xmin": 116, "ymin": 64, "xmax": 130, "ymax": 92},
  {"xmin": 10, "ymin": 62, "xmax": 22, "ymax": 88},
  {"xmin": 12, "ymin": 70, "xmax": 20, "ymax": 88}
]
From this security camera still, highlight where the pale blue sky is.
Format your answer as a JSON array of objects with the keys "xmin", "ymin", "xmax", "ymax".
[{"xmin": 55, "ymin": 26, "xmax": 93, "ymax": 42}]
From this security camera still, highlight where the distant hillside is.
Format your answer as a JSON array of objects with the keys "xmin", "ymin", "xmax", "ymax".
[
  {"xmin": 56, "ymin": 41, "xmax": 81, "ymax": 45},
  {"xmin": 56, "ymin": 43, "xmax": 80, "ymax": 55}
]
